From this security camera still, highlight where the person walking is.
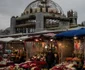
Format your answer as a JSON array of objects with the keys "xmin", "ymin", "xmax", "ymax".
[
  {"xmin": 45, "ymin": 49, "xmax": 55, "ymax": 70},
  {"xmin": 54, "ymin": 53, "xmax": 59, "ymax": 65}
]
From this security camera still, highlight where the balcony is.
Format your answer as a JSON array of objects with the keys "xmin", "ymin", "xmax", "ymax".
[{"xmin": 15, "ymin": 23, "xmax": 35, "ymax": 28}]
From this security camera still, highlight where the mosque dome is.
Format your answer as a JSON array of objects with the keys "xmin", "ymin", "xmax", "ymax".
[{"xmin": 23, "ymin": 0, "xmax": 64, "ymax": 15}]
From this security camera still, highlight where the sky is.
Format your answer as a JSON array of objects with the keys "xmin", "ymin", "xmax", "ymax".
[{"xmin": 0, "ymin": 0, "xmax": 85, "ymax": 30}]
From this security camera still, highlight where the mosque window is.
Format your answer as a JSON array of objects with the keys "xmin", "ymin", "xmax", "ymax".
[
  {"xmin": 63, "ymin": 22, "xmax": 66, "ymax": 25},
  {"xmin": 45, "ymin": 19, "xmax": 59, "ymax": 28},
  {"xmin": 29, "ymin": 28, "xmax": 35, "ymax": 33},
  {"xmin": 46, "ymin": 7, "xmax": 48, "ymax": 12},
  {"xmin": 26, "ymin": 11, "xmax": 29, "ymax": 14},
  {"xmin": 70, "ymin": 19, "xmax": 73, "ymax": 23},
  {"xmin": 19, "ymin": 28, "xmax": 23, "ymax": 33},
  {"xmin": 23, "ymin": 28, "xmax": 26, "ymax": 33},
  {"xmin": 40, "ymin": 7, "xmax": 42, "ymax": 12},
  {"xmin": 35, "ymin": 8, "xmax": 37, "ymax": 13},
  {"xmin": 30, "ymin": 28, "xmax": 32, "ymax": 33},
  {"xmin": 16, "ymin": 28, "xmax": 20, "ymax": 33},
  {"xmin": 26, "ymin": 28, "xmax": 32, "ymax": 33},
  {"xmin": 30, "ymin": 8, "xmax": 33, "ymax": 13}
]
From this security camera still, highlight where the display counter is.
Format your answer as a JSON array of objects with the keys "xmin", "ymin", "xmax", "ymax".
[
  {"xmin": 0, "ymin": 60, "xmax": 46, "ymax": 70},
  {"xmin": 50, "ymin": 61, "xmax": 76, "ymax": 70}
]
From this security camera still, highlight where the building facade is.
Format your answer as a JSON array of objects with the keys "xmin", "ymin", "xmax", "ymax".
[{"xmin": 10, "ymin": 0, "xmax": 78, "ymax": 34}]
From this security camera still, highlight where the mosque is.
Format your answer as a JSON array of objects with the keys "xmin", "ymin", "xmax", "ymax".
[{"xmin": 10, "ymin": 0, "xmax": 78, "ymax": 34}]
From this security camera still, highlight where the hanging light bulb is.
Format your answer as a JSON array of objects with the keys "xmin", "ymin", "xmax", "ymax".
[
  {"xmin": 20, "ymin": 40, "xmax": 22, "ymax": 41},
  {"xmin": 50, "ymin": 39, "xmax": 53, "ymax": 42},
  {"xmin": 35, "ymin": 39, "xmax": 39, "ymax": 42},
  {"xmin": 74, "ymin": 36, "xmax": 77, "ymax": 39},
  {"xmin": 45, "ymin": 45, "xmax": 48, "ymax": 49}
]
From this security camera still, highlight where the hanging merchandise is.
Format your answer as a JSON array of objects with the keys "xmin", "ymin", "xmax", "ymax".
[
  {"xmin": 41, "ymin": 42, "xmax": 45, "ymax": 48},
  {"xmin": 74, "ymin": 40, "xmax": 80, "ymax": 50},
  {"xmin": 32, "ymin": 42, "xmax": 36, "ymax": 49},
  {"xmin": 0, "ymin": 44, "xmax": 4, "ymax": 55},
  {"xmin": 0, "ymin": 44, "xmax": 3, "ymax": 50}
]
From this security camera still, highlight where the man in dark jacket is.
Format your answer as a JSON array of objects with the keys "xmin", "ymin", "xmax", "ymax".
[
  {"xmin": 54, "ymin": 53, "xmax": 59, "ymax": 65},
  {"xmin": 45, "ymin": 49, "xmax": 55, "ymax": 70}
]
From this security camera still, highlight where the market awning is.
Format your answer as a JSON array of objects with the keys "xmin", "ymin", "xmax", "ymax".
[
  {"xmin": 14, "ymin": 36, "xmax": 30, "ymax": 41},
  {"xmin": 55, "ymin": 30, "xmax": 77, "ymax": 37},
  {"xmin": 75, "ymin": 28, "xmax": 85, "ymax": 36},
  {"xmin": 0, "ymin": 37, "xmax": 14, "ymax": 42},
  {"xmin": 43, "ymin": 33, "xmax": 56, "ymax": 37},
  {"xmin": 55, "ymin": 28, "xmax": 85, "ymax": 37}
]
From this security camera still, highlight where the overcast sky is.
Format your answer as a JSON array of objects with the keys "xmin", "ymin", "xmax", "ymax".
[{"xmin": 0, "ymin": 0, "xmax": 85, "ymax": 30}]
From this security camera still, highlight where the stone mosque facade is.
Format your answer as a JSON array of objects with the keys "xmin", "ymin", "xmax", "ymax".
[{"xmin": 10, "ymin": 0, "xmax": 78, "ymax": 34}]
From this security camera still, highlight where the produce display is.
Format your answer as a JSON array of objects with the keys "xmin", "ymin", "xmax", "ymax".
[
  {"xmin": 0, "ymin": 60, "xmax": 47, "ymax": 70},
  {"xmin": 50, "ymin": 62, "xmax": 76, "ymax": 70}
]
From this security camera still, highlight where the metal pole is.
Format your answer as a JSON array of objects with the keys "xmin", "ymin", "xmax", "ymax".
[{"xmin": 84, "ymin": 39, "xmax": 85, "ymax": 65}]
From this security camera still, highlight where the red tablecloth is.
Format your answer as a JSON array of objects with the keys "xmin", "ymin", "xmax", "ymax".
[
  {"xmin": 19, "ymin": 62, "xmax": 37, "ymax": 69},
  {"xmin": 32, "ymin": 61, "xmax": 46, "ymax": 65},
  {"xmin": 19, "ymin": 61, "xmax": 46, "ymax": 69},
  {"xmin": 7, "ymin": 61, "xmax": 14, "ymax": 66},
  {"xmin": 0, "ymin": 64, "xmax": 6, "ymax": 67}
]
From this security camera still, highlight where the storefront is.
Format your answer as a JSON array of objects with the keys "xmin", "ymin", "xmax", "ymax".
[
  {"xmin": 73, "ymin": 37, "xmax": 84, "ymax": 59},
  {"xmin": 25, "ymin": 34, "xmax": 57, "ymax": 59},
  {"xmin": 52, "ymin": 28, "xmax": 85, "ymax": 70}
]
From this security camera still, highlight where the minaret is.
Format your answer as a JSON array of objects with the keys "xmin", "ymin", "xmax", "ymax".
[
  {"xmin": 10, "ymin": 16, "xmax": 16, "ymax": 34},
  {"xmin": 67, "ymin": 10, "xmax": 78, "ymax": 25}
]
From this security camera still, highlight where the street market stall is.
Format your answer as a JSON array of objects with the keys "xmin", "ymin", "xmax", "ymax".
[
  {"xmin": 0, "ymin": 34, "xmax": 55, "ymax": 69},
  {"xmin": 0, "ymin": 37, "xmax": 15, "ymax": 68},
  {"xmin": 54, "ymin": 28, "xmax": 85, "ymax": 69},
  {"xmin": 0, "ymin": 59, "xmax": 47, "ymax": 70}
]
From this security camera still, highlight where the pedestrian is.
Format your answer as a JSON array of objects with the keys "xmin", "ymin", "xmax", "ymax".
[
  {"xmin": 54, "ymin": 53, "xmax": 59, "ymax": 65},
  {"xmin": 45, "ymin": 49, "xmax": 55, "ymax": 70}
]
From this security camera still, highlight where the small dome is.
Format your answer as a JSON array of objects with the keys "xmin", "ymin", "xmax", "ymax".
[{"xmin": 24, "ymin": 0, "xmax": 64, "ymax": 15}]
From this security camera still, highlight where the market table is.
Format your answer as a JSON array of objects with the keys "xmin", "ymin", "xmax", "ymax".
[
  {"xmin": 50, "ymin": 62, "xmax": 76, "ymax": 70},
  {"xmin": 19, "ymin": 61, "xmax": 47, "ymax": 70},
  {"xmin": 0, "ymin": 61, "xmax": 14, "ymax": 68},
  {"xmin": 32, "ymin": 61, "xmax": 47, "ymax": 68},
  {"xmin": 6, "ymin": 61, "xmax": 14, "ymax": 66},
  {"xmin": 0, "ymin": 68, "xmax": 5, "ymax": 70},
  {"xmin": 0, "ymin": 60, "xmax": 47, "ymax": 70},
  {"xmin": 0, "ymin": 64, "xmax": 6, "ymax": 67}
]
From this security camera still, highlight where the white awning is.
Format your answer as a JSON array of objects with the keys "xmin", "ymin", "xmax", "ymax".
[
  {"xmin": 14, "ymin": 36, "xmax": 29, "ymax": 41},
  {"xmin": 0, "ymin": 37, "xmax": 14, "ymax": 42},
  {"xmin": 43, "ymin": 33, "xmax": 56, "ymax": 37}
]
